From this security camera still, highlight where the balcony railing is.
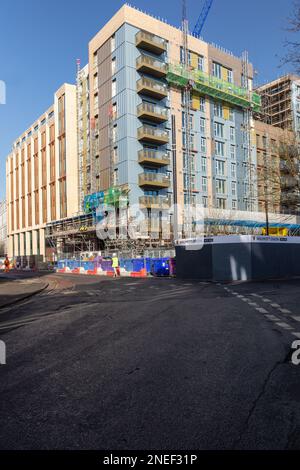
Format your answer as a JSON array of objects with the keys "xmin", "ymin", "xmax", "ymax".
[
  {"xmin": 137, "ymin": 125, "xmax": 169, "ymax": 144},
  {"xmin": 137, "ymin": 77, "xmax": 168, "ymax": 100},
  {"xmin": 135, "ymin": 30, "xmax": 166, "ymax": 55},
  {"xmin": 139, "ymin": 195, "xmax": 171, "ymax": 209},
  {"xmin": 136, "ymin": 54, "xmax": 167, "ymax": 78},
  {"xmin": 137, "ymin": 102, "xmax": 168, "ymax": 123},
  {"xmin": 138, "ymin": 149, "xmax": 170, "ymax": 166},
  {"xmin": 139, "ymin": 172, "xmax": 170, "ymax": 188}
]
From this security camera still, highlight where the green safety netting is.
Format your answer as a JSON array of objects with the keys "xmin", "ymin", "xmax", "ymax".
[{"xmin": 167, "ymin": 64, "xmax": 261, "ymax": 112}]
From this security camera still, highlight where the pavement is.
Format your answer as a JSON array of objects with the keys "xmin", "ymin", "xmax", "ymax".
[
  {"xmin": 0, "ymin": 273, "xmax": 299, "ymax": 450},
  {"xmin": 0, "ymin": 272, "xmax": 49, "ymax": 309}
]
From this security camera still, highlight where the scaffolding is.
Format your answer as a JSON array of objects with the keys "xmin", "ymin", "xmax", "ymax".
[
  {"xmin": 76, "ymin": 61, "xmax": 90, "ymax": 212},
  {"xmin": 255, "ymin": 75, "xmax": 295, "ymax": 130},
  {"xmin": 167, "ymin": 63, "xmax": 261, "ymax": 112}
]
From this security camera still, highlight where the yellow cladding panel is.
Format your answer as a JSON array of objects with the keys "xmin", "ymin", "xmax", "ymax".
[
  {"xmin": 192, "ymin": 93, "xmax": 200, "ymax": 110},
  {"xmin": 221, "ymin": 66, "xmax": 228, "ymax": 81},
  {"xmin": 223, "ymin": 106, "xmax": 230, "ymax": 120},
  {"xmin": 250, "ymin": 129, "xmax": 256, "ymax": 146},
  {"xmin": 191, "ymin": 52, "xmax": 198, "ymax": 69}
]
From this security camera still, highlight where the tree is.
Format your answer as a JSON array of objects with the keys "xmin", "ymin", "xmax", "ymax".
[{"xmin": 284, "ymin": 1, "xmax": 300, "ymax": 73}]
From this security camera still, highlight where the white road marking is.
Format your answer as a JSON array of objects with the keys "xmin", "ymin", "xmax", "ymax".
[
  {"xmin": 292, "ymin": 316, "xmax": 300, "ymax": 322},
  {"xmin": 248, "ymin": 302, "xmax": 259, "ymax": 307},
  {"xmin": 275, "ymin": 322, "xmax": 294, "ymax": 330},
  {"xmin": 262, "ymin": 298, "xmax": 272, "ymax": 303},
  {"xmin": 270, "ymin": 303, "xmax": 281, "ymax": 308},
  {"xmin": 265, "ymin": 314, "xmax": 280, "ymax": 321},
  {"xmin": 251, "ymin": 294, "xmax": 261, "ymax": 297},
  {"xmin": 278, "ymin": 308, "xmax": 292, "ymax": 314},
  {"xmin": 292, "ymin": 332, "xmax": 300, "ymax": 339},
  {"xmin": 256, "ymin": 307, "xmax": 268, "ymax": 314}
]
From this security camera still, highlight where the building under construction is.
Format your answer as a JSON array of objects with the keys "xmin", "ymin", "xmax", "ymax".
[
  {"xmin": 255, "ymin": 74, "xmax": 300, "ymax": 135},
  {"xmin": 8, "ymin": 3, "xmax": 300, "ymax": 262}
]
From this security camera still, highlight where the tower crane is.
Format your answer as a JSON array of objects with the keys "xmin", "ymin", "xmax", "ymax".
[{"xmin": 192, "ymin": 0, "xmax": 213, "ymax": 38}]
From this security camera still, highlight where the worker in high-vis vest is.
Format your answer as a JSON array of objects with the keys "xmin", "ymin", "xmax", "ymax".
[{"xmin": 112, "ymin": 253, "xmax": 120, "ymax": 277}]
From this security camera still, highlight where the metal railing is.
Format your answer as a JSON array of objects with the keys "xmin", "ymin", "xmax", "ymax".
[
  {"xmin": 137, "ymin": 102, "xmax": 168, "ymax": 119},
  {"xmin": 138, "ymin": 149, "xmax": 170, "ymax": 165},
  {"xmin": 137, "ymin": 77, "xmax": 168, "ymax": 96}
]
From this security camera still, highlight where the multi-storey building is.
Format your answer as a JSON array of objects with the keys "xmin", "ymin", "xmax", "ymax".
[
  {"xmin": 0, "ymin": 200, "xmax": 7, "ymax": 256},
  {"xmin": 6, "ymin": 84, "xmax": 78, "ymax": 262},
  {"xmin": 256, "ymin": 74, "xmax": 300, "ymax": 138},
  {"xmin": 87, "ymin": 3, "xmax": 261, "ymax": 240},
  {"xmin": 77, "ymin": 64, "xmax": 91, "ymax": 209}
]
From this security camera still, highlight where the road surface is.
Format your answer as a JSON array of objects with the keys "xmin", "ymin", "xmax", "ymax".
[{"xmin": 0, "ymin": 273, "xmax": 299, "ymax": 450}]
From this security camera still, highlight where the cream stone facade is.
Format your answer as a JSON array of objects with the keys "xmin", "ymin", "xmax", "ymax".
[{"xmin": 6, "ymin": 84, "xmax": 78, "ymax": 261}]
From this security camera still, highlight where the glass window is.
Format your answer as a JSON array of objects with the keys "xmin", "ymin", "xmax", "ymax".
[
  {"xmin": 200, "ymin": 137, "xmax": 206, "ymax": 154},
  {"xmin": 112, "ymin": 57, "xmax": 116, "ymax": 75},
  {"xmin": 230, "ymin": 145, "xmax": 236, "ymax": 160},
  {"xmin": 217, "ymin": 198, "xmax": 226, "ymax": 209},
  {"xmin": 201, "ymin": 156, "xmax": 207, "ymax": 173},
  {"xmin": 227, "ymin": 69, "xmax": 233, "ymax": 83},
  {"xmin": 200, "ymin": 97, "xmax": 205, "ymax": 113},
  {"xmin": 216, "ymin": 160, "xmax": 225, "ymax": 176},
  {"xmin": 202, "ymin": 176, "xmax": 207, "ymax": 192},
  {"xmin": 232, "ymin": 200, "xmax": 237, "ymax": 210},
  {"xmin": 230, "ymin": 127, "xmax": 235, "ymax": 142},
  {"xmin": 213, "ymin": 62, "xmax": 222, "ymax": 79},
  {"xmin": 215, "ymin": 140, "xmax": 224, "ymax": 157},
  {"xmin": 216, "ymin": 179, "xmax": 226, "ymax": 194},
  {"xmin": 200, "ymin": 117, "xmax": 206, "ymax": 134},
  {"xmin": 214, "ymin": 102, "xmax": 223, "ymax": 118},
  {"xmin": 214, "ymin": 122, "xmax": 224, "ymax": 138},
  {"xmin": 202, "ymin": 196, "xmax": 208, "ymax": 208},
  {"xmin": 112, "ymin": 79, "xmax": 116, "ymax": 97},
  {"xmin": 198, "ymin": 56, "xmax": 204, "ymax": 71},
  {"xmin": 231, "ymin": 162, "xmax": 236, "ymax": 177},
  {"xmin": 231, "ymin": 181, "xmax": 236, "ymax": 196}
]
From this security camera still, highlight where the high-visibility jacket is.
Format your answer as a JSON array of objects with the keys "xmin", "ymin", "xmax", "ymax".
[{"xmin": 112, "ymin": 257, "xmax": 119, "ymax": 268}]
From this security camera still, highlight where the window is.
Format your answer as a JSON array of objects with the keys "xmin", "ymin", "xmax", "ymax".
[
  {"xmin": 112, "ymin": 79, "xmax": 116, "ymax": 97},
  {"xmin": 201, "ymin": 156, "xmax": 207, "ymax": 173},
  {"xmin": 229, "ymin": 108, "xmax": 234, "ymax": 121},
  {"xmin": 200, "ymin": 118, "xmax": 206, "ymax": 134},
  {"xmin": 183, "ymin": 174, "xmax": 195, "ymax": 191},
  {"xmin": 216, "ymin": 179, "xmax": 226, "ymax": 194},
  {"xmin": 230, "ymin": 127, "xmax": 235, "ymax": 142},
  {"xmin": 182, "ymin": 112, "xmax": 193, "ymax": 129},
  {"xmin": 200, "ymin": 97, "xmax": 205, "ymax": 113},
  {"xmin": 112, "ymin": 125, "xmax": 117, "ymax": 142},
  {"xmin": 113, "ymin": 147, "xmax": 118, "ymax": 164},
  {"xmin": 227, "ymin": 69, "xmax": 233, "ymax": 83},
  {"xmin": 183, "ymin": 153, "xmax": 195, "ymax": 172},
  {"xmin": 113, "ymin": 168, "xmax": 119, "ymax": 186},
  {"xmin": 230, "ymin": 145, "xmax": 236, "ymax": 160},
  {"xmin": 112, "ymin": 102, "xmax": 117, "ymax": 120},
  {"xmin": 200, "ymin": 137, "xmax": 206, "ymax": 154},
  {"xmin": 231, "ymin": 162, "xmax": 236, "ymax": 178},
  {"xmin": 217, "ymin": 198, "xmax": 226, "ymax": 209},
  {"xmin": 111, "ymin": 34, "xmax": 116, "ymax": 52},
  {"xmin": 231, "ymin": 181, "xmax": 237, "ymax": 196},
  {"xmin": 182, "ymin": 132, "xmax": 194, "ymax": 150},
  {"xmin": 202, "ymin": 196, "xmax": 208, "ymax": 208},
  {"xmin": 214, "ymin": 122, "xmax": 224, "ymax": 138},
  {"xmin": 213, "ymin": 62, "xmax": 222, "ymax": 79},
  {"xmin": 112, "ymin": 57, "xmax": 116, "ymax": 75},
  {"xmin": 216, "ymin": 160, "xmax": 225, "ymax": 176},
  {"xmin": 232, "ymin": 200, "xmax": 237, "ymax": 210},
  {"xmin": 202, "ymin": 176, "xmax": 207, "ymax": 192},
  {"xmin": 198, "ymin": 55, "xmax": 204, "ymax": 71},
  {"xmin": 215, "ymin": 140, "xmax": 224, "ymax": 157},
  {"xmin": 214, "ymin": 102, "xmax": 223, "ymax": 118}
]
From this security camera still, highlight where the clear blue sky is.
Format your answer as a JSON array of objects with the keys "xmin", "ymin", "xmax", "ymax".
[{"xmin": 0, "ymin": 0, "xmax": 296, "ymax": 200}]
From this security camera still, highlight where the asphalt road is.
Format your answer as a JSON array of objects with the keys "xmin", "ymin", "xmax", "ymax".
[{"xmin": 0, "ymin": 273, "xmax": 300, "ymax": 450}]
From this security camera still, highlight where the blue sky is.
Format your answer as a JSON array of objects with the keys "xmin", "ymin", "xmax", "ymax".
[{"xmin": 0, "ymin": 0, "xmax": 296, "ymax": 200}]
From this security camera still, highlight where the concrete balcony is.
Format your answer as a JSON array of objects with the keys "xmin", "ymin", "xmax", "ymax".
[
  {"xmin": 138, "ymin": 149, "xmax": 170, "ymax": 167},
  {"xmin": 139, "ymin": 195, "xmax": 171, "ymax": 210},
  {"xmin": 137, "ymin": 125, "xmax": 169, "ymax": 145},
  {"xmin": 137, "ymin": 77, "xmax": 168, "ymax": 100},
  {"xmin": 139, "ymin": 172, "xmax": 170, "ymax": 189},
  {"xmin": 137, "ymin": 102, "xmax": 168, "ymax": 123},
  {"xmin": 135, "ymin": 30, "xmax": 167, "ymax": 55},
  {"xmin": 136, "ymin": 54, "xmax": 167, "ymax": 78}
]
